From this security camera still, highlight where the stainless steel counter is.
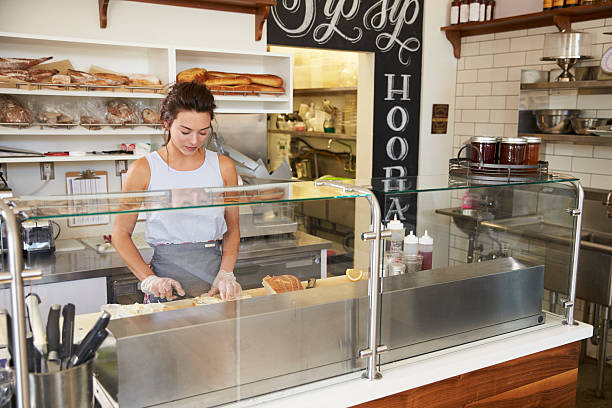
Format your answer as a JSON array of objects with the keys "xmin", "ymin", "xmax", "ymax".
[{"xmin": 2, "ymin": 231, "xmax": 331, "ymax": 288}]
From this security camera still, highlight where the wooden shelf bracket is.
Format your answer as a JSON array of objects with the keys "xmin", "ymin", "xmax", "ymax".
[
  {"xmin": 99, "ymin": 0, "xmax": 110, "ymax": 29},
  {"xmin": 98, "ymin": 0, "xmax": 275, "ymax": 41},
  {"xmin": 441, "ymin": 3, "xmax": 612, "ymax": 59},
  {"xmin": 446, "ymin": 30, "xmax": 462, "ymax": 59}
]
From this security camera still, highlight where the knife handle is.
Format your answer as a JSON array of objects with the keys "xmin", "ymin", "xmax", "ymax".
[
  {"xmin": 75, "ymin": 311, "xmax": 110, "ymax": 355},
  {"xmin": 61, "ymin": 303, "xmax": 75, "ymax": 361},
  {"xmin": 46, "ymin": 304, "xmax": 61, "ymax": 360},
  {"xmin": 25, "ymin": 294, "xmax": 46, "ymax": 355}
]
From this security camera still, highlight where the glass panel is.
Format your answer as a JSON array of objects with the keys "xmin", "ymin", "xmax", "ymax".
[
  {"xmin": 13, "ymin": 181, "xmax": 369, "ymax": 220},
  {"xmin": 376, "ymin": 180, "xmax": 578, "ymax": 368},
  {"xmin": 16, "ymin": 193, "xmax": 372, "ymax": 407}
]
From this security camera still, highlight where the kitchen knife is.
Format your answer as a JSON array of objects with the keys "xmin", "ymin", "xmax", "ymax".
[
  {"xmin": 60, "ymin": 303, "xmax": 75, "ymax": 369},
  {"xmin": 24, "ymin": 303, "xmax": 39, "ymax": 373},
  {"xmin": 25, "ymin": 294, "xmax": 47, "ymax": 372},
  {"xmin": 67, "ymin": 311, "xmax": 111, "ymax": 368},
  {"xmin": 25, "ymin": 294, "xmax": 46, "ymax": 356},
  {"xmin": 46, "ymin": 304, "xmax": 61, "ymax": 371},
  {"xmin": 68, "ymin": 329, "xmax": 108, "ymax": 368}
]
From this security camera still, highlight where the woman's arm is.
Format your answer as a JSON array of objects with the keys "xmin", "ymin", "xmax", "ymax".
[
  {"xmin": 218, "ymin": 154, "xmax": 240, "ymax": 272},
  {"xmin": 112, "ymin": 158, "xmax": 155, "ymax": 281}
]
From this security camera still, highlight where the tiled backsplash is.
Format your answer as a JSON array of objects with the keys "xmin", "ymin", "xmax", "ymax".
[{"xmin": 453, "ymin": 19, "xmax": 612, "ymax": 190}]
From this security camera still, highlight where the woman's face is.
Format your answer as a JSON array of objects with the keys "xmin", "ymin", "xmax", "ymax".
[{"xmin": 166, "ymin": 110, "xmax": 212, "ymax": 156}]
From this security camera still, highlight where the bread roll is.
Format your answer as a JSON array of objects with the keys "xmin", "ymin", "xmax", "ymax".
[
  {"xmin": 142, "ymin": 108, "xmax": 159, "ymax": 124},
  {"xmin": 176, "ymin": 68, "xmax": 207, "ymax": 83},
  {"xmin": 106, "ymin": 101, "xmax": 138, "ymax": 125},
  {"xmin": 28, "ymin": 69, "xmax": 59, "ymax": 83},
  {"xmin": 262, "ymin": 275, "xmax": 304, "ymax": 294}
]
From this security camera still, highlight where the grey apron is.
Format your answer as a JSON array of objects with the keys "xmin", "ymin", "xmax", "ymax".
[{"xmin": 146, "ymin": 241, "xmax": 222, "ymax": 303}]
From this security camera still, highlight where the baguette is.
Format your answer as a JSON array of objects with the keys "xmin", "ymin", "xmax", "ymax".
[
  {"xmin": 243, "ymin": 74, "xmax": 283, "ymax": 87},
  {"xmin": 128, "ymin": 73, "xmax": 162, "ymax": 87},
  {"xmin": 208, "ymin": 71, "xmax": 283, "ymax": 87},
  {"xmin": 204, "ymin": 75, "xmax": 252, "ymax": 87},
  {"xmin": 209, "ymin": 84, "xmax": 284, "ymax": 94},
  {"xmin": 95, "ymin": 72, "xmax": 129, "ymax": 86}
]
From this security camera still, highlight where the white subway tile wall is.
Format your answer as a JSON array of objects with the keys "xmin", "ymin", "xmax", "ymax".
[
  {"xmin": 453, "ymin": 18, "xmax": 612, "ymax": 191},
  {"xmin": 451, "ymin": 19, "xmax": 612, "ymax": 362}
]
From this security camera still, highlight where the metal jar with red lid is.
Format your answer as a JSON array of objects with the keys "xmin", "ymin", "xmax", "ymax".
[
  {"xmin": 499, "ymin": 137, "xmax": 527, "ymax": 165},
  {"xmin": 470, "ymin": 136, "xmax": 497, "ymax": 165},
  {"xmin": 524, "ymin": 136, "xmax": 542, "ymax": 165}
]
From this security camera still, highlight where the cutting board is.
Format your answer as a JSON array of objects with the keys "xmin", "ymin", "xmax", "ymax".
[{"xmin": 80, "ymin": 234, "xmax": 150, "ymax": 253}]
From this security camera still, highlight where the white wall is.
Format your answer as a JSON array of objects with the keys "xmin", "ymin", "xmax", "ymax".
[
  {"xmin": 0, "ymin": 0, "xmax": 265, "ymax": 52},
  {"xmin": 0, "ymin": 0, "xmax": 268, "ymax": 239}
]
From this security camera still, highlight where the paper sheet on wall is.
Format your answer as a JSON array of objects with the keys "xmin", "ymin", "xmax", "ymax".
[{"xmin": 66, "ymin": 172, "xmax": 110, "ymax": 227}]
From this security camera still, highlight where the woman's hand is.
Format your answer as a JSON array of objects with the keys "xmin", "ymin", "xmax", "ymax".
[
  {"xmin": 141, "ymin": 276, "xmax": 185, "ymax": 300},
  {"xmin": 208, "ymin": 270, "xmax": 242, "ymax": 300}
]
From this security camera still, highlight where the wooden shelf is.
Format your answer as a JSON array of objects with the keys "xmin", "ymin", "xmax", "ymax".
[
  {"xmin": 519, "ymin": 132, "xmax": 612, "ymax": 146},
  {"xmin": 268, "ymin": 129, "xmax": 355, "ymax": 141},
  {"xmin": 0, "ymin": 154, "xmax": 143, "ymax": 164},
  {"xmin": 102, "ymin": 0, "xmax": 276, "ymax": 41},
  {"xmin": 293, "ymin": 87, "xmax": 357, "ymax": 97},
  {"xmin": 442, "ymin": 3, "xmax": 612, "ymax": 58}
]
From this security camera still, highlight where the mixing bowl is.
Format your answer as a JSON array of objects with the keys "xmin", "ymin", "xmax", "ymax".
[
  {"xmin": 534, "ymin": 109, "xmax": 580, "ymax": 134},
  {"xmin": 571, "ymin": 118, "xmax": 609, "ymax": 135}
]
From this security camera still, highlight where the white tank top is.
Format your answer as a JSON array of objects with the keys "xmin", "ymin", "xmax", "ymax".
[{"xmin": 144, "ymin": 150, "xmax": 227, "ymax": 246}]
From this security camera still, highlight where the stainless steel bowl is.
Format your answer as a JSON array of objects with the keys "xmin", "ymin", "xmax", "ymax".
[
  {"xmin": 571, "ymin": 118, "xmax": 609, "ymax": 135},
  {"xmin": 533, "ymin": 109, "xmax": 581, "ymax": 134}
]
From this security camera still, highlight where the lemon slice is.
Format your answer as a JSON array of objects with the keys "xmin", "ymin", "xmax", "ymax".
[{"xmin": 346, "ymin": 268, "xmax": 363, "ymax": 282}]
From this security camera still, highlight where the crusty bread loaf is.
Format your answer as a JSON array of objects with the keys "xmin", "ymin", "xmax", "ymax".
[
  {"xmin": 204, "ymin": 75, "xmax": 252, "ymax": 87},
  {"xmin": 128, "ymin": 73, "xmax": 162, "ymax": 87},
  {"xmin": 176, "ymin": 68, "xmax": 207, "ymax": 83},
  {"xmin": 51, "ymin": 74, "xmax": 71, "ymax": 84},
  {"xmin": 94, "ymin": 72, "xmax": 129, "ymax": 86},
  {"xmin": 0, "ymin": 95, "xmax": 32, "ymax": 124},
  {"xmin": 262, "ymin": 275, "xmax": 304, "ymax": 294}
]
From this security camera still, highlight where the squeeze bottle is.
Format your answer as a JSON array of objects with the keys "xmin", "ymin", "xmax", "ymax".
[
  {"xmin": 403, "ymin": 230, "xmax": 419, "ymax": 256},
  {"xmin": 418, "ymin": 230, "xmax": 434, "ymax": 270}
]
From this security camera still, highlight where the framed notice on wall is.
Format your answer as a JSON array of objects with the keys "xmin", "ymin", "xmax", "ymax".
[
  {"xmin": 268, "ymin": 0, "xmax": 424, "ymax": 229},
  {"xmin": 65, "ymin": 171, "xmax": 109, "ymax": 227}
]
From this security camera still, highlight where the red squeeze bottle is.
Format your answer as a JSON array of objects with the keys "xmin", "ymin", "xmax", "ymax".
[{"xmin": 418, "ymin": 230, "xmax": 434, "ymax": 270}]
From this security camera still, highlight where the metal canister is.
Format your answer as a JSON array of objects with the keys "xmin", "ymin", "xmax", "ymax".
[
  {"xmin": 28, "ymin": 358, "xmax": 94, "ymax": 408},
  {"xmin": 388, "ymin": 262, "xmax": 406, "ymax": 276}
]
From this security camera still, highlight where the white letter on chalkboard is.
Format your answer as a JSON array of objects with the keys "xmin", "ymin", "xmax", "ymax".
[
  {"xmin": 386, "ymin": 136, "xmax": 409, "ymax": 161},
  {"xmin": 382, "ymin": 166, "xmax": 407, "ymax": 191},
  {"xmin": 386, "ymin": 106, "xmax": 409, "ymax": 131},
  {"xmin": 385, "ymin": 197, "xmax": 409, "ymax": 221},
  {"xmin": 385, "ymin": 74, "xmax": 411, "ymax": 101}
]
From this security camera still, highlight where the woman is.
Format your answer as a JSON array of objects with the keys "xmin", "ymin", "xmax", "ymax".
[{"xmin": 112, "ymin": 82, "xmax": 241, "ymax": 302}]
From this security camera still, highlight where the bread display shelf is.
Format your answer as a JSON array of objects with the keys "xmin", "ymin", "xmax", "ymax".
[
  {"xmin": 1, "ymin": 32, "xmax": 293, "ymax": 113},
  {"xmin": 0, "ymin": 86, "xmax": 166, "ymax": 99},
  {"xmin": 2, "ymin": 81, "xmax": 165, "ymax": 94},
  {"xmin": 0, "ymin": 123, "xmax": 163, "ymax": 135},
  {"xmin": 0, "ymin": 154, "xmax": 143, "ymax": 164}
]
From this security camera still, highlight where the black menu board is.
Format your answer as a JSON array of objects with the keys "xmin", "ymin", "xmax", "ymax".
[{"xmin": 268, "ymin": 0, "xmax": 423, "ymax": 228}]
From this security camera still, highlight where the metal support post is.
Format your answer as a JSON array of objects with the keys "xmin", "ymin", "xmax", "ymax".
[
  {"xmin": 596, "ymin": 306, "xmax": 609, "ymax": 398},
  {"xmin": 314, "ymin": 180, "xmax": 385, "ymax": 380},
  {"xmin": 0, "ymin": 200, "xmax": 31, "ymax": 407},
  {"xmin": 565, "ymin": 182, "xmax": 584, "ymax": 326}
]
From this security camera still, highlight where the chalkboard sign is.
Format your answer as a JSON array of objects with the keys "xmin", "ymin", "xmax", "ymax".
[{"xmin": 268, "ymin": 0, "xmax": 423, "ymax": 229}]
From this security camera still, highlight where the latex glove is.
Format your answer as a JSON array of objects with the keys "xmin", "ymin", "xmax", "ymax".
[
  {"xmin": 140, "ymin": 275, "xmax": 185, "ymax": 300},
  {"xmin": 208, "ymin": 270, "xmax": 242, "ymax": 300}
]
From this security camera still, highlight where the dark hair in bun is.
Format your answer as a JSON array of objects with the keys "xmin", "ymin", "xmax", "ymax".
[{"xmin": 160, "ymin": 81, "xmax": 216, "ymax": 144}]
